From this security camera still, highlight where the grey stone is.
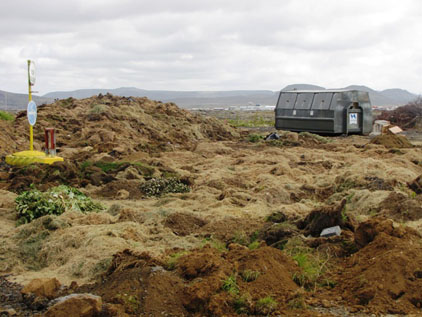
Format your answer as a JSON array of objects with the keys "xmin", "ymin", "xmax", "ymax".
[{"xmin": 320, "ymin": 225, "xmax": 341, "ymax": 237}]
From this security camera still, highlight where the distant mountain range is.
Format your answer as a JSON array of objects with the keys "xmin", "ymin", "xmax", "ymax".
[
  {"xmin": 0, "ymin": 90, "xmax": 53, "ymax": 111},
  {"xmin": 0, "ymin": 84, "xmax": 418, "ymax": 111}
]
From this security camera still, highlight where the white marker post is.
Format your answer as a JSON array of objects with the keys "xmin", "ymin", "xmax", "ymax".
[{"xmin": 28, "ymin": 60, "xmax": 36, "ymax": 151}]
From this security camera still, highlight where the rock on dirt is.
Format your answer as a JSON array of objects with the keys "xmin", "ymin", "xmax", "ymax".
[
  {"xmin": 297, "ymin": 199, "xmax": 354, "ymax": 237},
  {"xmin": 44, "ymin": 293, "xmax": 102, "ymax": 317},
  {"xmin": 21, "ymin": 278, "xmax": 61, "ymax": 300}
]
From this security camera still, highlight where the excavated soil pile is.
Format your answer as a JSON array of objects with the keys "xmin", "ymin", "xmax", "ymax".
[
  {"xmin": 76, "ymin": 245, "xmax": 302, "ymax": 316},
  {"xmin": 163, "ymin": 212, "xmax": 208, "ymax": 236},
  {"xmin": 0, "ymin": 120, "xmax": 21, "ymax": 157},
  {"xmin": 369, "ymin": 134, "xmax": 413, "ymax": 148},
  {"xmin": 10, "ymin": 94, "xmax": 239, "ymax": 160},
  {"xmin": 330, "ymin": 218, "xmax": 422, "ymax": 315},
  {"xmin": 3, "ymin": 161, "xmax": 83, "ymax": 192},
  {"xmin": 377, "ymin": 191, "xmax": 422, "ymax": 221}
]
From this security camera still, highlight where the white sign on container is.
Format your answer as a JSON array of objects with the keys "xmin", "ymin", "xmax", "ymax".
[{"xmin": 349, "ymin": 113, "xmax": 357, "ymax": 125}]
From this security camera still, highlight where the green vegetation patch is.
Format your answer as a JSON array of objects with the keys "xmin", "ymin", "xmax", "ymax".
[
  {"xmin": 89, "ymin": 103, "xmax": 107, "ymax": 114},
  {"xmin": 222, "ymin": 274, "xmax": 239, "ymax": 296},
  {"xmin": 255, "ymin": 296, "xmax": 278, "ymax": 314},
  {"xmin": 80, "ymin": 160, "xmax": 155, "ymax": 177},
  {"xmin": 140, "ymin": 177, "xmax": 190, "ymax": 197},
  {"xmin": 229, "ymin": 114, "xmax": 274, "ymax": 128},
  {"xmin": 241, "ymin": 269, "xmax": 260, "ymax": 282},
  {"xmin": 299, "ymin": 131, "xmax": 330, "ymax": 144},
  {"xmin": 247, "ymin": 134, "xmax": 264, "ymax": 143},
  {"xmin": 0, "ymin": 110, "xmax": 14, "ymax": 121},
  {"xmin": 166, "ymin": 251, "xmax": 189, "ymax": 270},
  {"xmin": 15, "ymin": 185, "xmax": 103, "ymax": 224},
  {"xmin": 284, "ymin": 238, "xmax": 331, "ymax": 291}
]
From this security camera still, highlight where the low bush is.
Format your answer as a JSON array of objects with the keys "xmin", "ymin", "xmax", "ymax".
[
  {"xmin": 15, "ymin": 185, "xmax": 103, "ymax": 224},
  {"xmin": 0, "ymin": 110, "xmax": 14, "ymax": 121},
  {"xmin": 140, "ymin": 177, "xmax": 190, "ymax": 196}
]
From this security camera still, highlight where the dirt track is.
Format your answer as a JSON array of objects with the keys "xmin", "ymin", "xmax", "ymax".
[{"xmin": 1, "ymin": 96, "xmax": 422, "ymax": 316}]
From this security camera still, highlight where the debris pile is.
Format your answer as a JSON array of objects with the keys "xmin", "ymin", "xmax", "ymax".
[
  {"xmin": 377, "ymin": 98, "xmax": 422, "ymax": 130},
  {"xmin": 9, "ymin": 94, "xmax": 239, "ymax": 160}
]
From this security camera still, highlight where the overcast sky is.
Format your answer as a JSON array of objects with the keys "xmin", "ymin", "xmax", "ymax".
[{"xmin": 0, "ymin": 0, "xmax": 421, "ymax": 95}]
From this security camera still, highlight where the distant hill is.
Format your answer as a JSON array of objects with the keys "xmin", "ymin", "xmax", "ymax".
[
  {"xmin": 0, "ymin": 90, "xmax": 53, "ymax": 111},
  {"xmin": 0, "ymin": 85, "xmax": 418, "ymax": 111},
  {"xmin": 43, "ymin": 87, "xmax": 278, "ymax": 107},
  {"xmin": 282, "ymin": 84, "xmax": 325, "ymax": 91}
]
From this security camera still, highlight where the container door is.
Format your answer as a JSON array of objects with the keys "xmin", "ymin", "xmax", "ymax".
[{"xmin": 346, "ymin": 106, "xmax": 362, "ymax": 134}]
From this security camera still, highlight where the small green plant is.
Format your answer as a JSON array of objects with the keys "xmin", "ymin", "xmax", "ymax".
[
  {"xmin": 90, "ymin": 103, "xmax": 107, "ymax": 114},
  {"xmin": 284, "ymin": 238, "xmax": 330, "ymax": 291},
  {"xmin": 233, "ymin": 231, "xmax": 249, "ymax": 246},
  {"xmin": 341, "ymin": 205, "xmax": 348, "ymax": 223},
  {"xmin": 255, "ymin": 296, "xmax": 277, "ymax": 314},
  {"xmin": 299, "ymin": 131, "xmax": 330, "ymax": 144},
  {"xmin": 248, "ymin": 240, "xmax": 260, "ymax": 250},
  {"xmin": 248, "ymin": 134, "xmax": 264, "ymax": 143},
  {"xmin": 287, "ymin": 295, "xmax": 306, "ymax": 309},
  {"xmin": 80, "ymin": 160, "xmax": 92, "ymax": 171},
  {"xmin": 15, "ymin": 185, "xmax": 103, "ymax": 224},
  {"xmin": 222, "ymin": 274, "xmax": 239, "ymax": 296},
  {"xmin": 241, "ymin": 269, "xmax": 260, "ymax": 282},
  {"xmin": 115, "ymin": 293, "xmax": 139, "ymax": 313},
  {"xmin": 140, "ymin": 177, "xmax": 190, "ymax": 197},
  {"xmin": 0, "ymin": 110, "xmax": 14, "ymax": 121},
  {"xmin": 233, "ymin": 294, "xmax": 250, "ymax": 314},
  {"xmin": 201, "ymin": 237, "xmax": 227, "ymax": 252},
  {"xmin": 94, "ymin": 161, "xmax": 126, "ymax": 173},
  {"xmin": 166, "ymin": 251, "xmax": 188, "ymax": 270}
]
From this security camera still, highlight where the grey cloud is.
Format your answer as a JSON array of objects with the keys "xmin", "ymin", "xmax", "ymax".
[{"xmin": 0, "ymin": 0, "xmax": 421, "ymax": 94}]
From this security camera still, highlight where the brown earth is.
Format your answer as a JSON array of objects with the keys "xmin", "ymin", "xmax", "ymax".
[
  {"xmin": 326, "ymin": 218, "xmax": 422, "ymax": 315},
  {"xmin": 1, "ymin": 98, "xmax": 422, "ymax": 316},
  {"xmin": 10, "ymin": 94, "xmax": 239, "ymax": 161},
  {"xmin": 369, "ymin": 134, "xmax": 413, "ymax": 148},
  {"xmin": 74, "ymin": 245, "xmax": 304, "ymax": 316}
]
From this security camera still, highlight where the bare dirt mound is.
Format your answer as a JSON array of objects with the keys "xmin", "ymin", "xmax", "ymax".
[
  {"xmin": 4, "ymin": 162, "xmax": 83, "ymax": 192},
  {"xmin": 377, "ymin": 191, "xmax": 422, "ymax": 221},
  {"xmin": 77, "ymin": 249, "xmax": 187, "ymax": 316},
  {"xmin": 75, "ymin": 245, "xmax": 303, "ymax": 316},
  {"xmin": 10, "ymin": 94, "xmax": 239, "ymax": 160},
  {"xmin": 369, "ymin": 134, "xmax": 413, "ymax": 148},
  {"xmin": 163, "ymin": 212, "xmax": 208, "ymax": 236},
  {"xmin": 0, "ymin": 120, "xmax": 21, "ymax": 157},
  {"xmin": 330, "ymin": 218, "xmax": 422, "ymax": 315},
  {"xmin": 178, "ymin": 244, "xmax": 301, "ymax": 316}
]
